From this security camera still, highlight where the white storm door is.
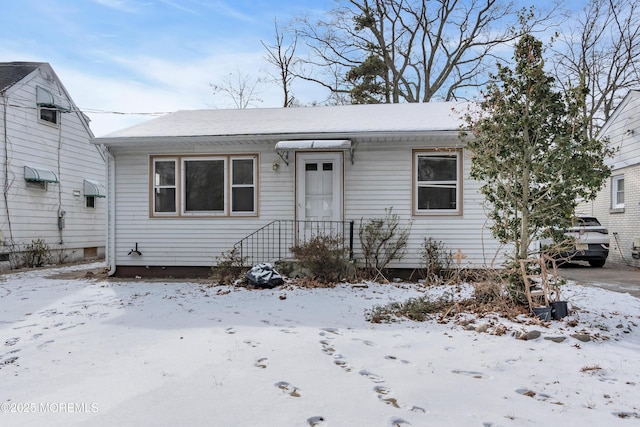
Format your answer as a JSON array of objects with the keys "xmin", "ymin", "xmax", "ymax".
[{"xmin": 296, "ymin": 152, "xmax": 343, "ymax": 223}]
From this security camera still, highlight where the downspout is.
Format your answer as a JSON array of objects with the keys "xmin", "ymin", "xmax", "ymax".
[
  {"xmin": 57, "ymin": 111, "xmax": 64, "ymax": 245},
  {"xmin": 1, "ymin": 93, "xmax": 14, "ymax": 249},
  {"xmin": 105, "ymin": 147, "xmax": 117, "ymax": 276}
]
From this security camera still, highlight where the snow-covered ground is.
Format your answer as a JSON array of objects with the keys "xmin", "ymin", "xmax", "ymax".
[{"xmin": 1, "ymin": 262, "xmax": 639, "ymax": 427}]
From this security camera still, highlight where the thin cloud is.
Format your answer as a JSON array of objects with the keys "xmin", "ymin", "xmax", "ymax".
[{"xmin": 92, "ymin": 0, "xmax": 141, "ymax": 13}]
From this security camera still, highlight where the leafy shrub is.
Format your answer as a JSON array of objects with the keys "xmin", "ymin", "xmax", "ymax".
[
  {"xmin": 289, "ymin": 234, "xmax": 349, "ymax": 283},
  {"xmin": 213, "ymin": 247, "xmax": 247, "ymax": 285},
  {"xmin": 22, "ymin": 238, "xmax": 51, "ymax": 268},
  {"xmin": 359, "ymin": 208, "xmax": 412, "ymax": 279}
]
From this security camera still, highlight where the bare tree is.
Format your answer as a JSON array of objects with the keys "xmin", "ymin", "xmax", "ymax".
[
  {"xmin": 291, "ymin": 0, "xmax": 556, "ymax": 104},
  {"xmin": 262, "ymin": 19, "xmax": 299, "ymax": 107},
  {"xmin": 210, "ymin": 69, "xmax": 263, "ymax": 109},
  {"xmin": 550, "ymin": 0, "xmax": 640, "ymax": 138}
]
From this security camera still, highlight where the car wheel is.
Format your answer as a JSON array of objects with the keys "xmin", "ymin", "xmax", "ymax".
[{"xmin": 589, "ymin": 260, "xmax": 606, "ymax": 268}]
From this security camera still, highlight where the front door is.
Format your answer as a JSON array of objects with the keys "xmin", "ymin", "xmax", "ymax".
[{"xmin": 296, "ymin": 152, "xmax": 343, "ymax": 238}]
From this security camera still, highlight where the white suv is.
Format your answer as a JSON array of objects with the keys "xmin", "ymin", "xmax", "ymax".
[{"xmin": 546, "ymin": 216, "xmax": 610, "ymax": 267}]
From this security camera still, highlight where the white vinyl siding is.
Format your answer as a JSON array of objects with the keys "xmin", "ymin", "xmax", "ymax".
[
  {"xmin": 111, "ymin": 137, "xmax": 500, "ymax": 269},
  {"xmin": 0, "ymin": 66, "xmax": 106, "ymax": 263}
]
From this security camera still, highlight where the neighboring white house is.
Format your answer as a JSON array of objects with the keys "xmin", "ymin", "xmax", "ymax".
[
  {"xmin": 93, "ymin": 102, "xmax": 503, "ymax": 277},
  {"xmin": 0, "ymin": 62, "xmax": 106, "ymax": 269},
  {"xmin": 577, "ymin": 90, "xmax": 640, "ymax": 267}
]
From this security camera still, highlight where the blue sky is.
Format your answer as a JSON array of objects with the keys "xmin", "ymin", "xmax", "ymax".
[
  {"xmin": 1, "ymin": 0, "xmax": 584, "ymax": 137},
  {"xmin": 0, "ymin": 0, "xmax": 334, "ymax": 136}
]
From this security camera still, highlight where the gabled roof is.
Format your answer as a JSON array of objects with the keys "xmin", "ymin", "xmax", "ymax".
[
  {"xmin": 95, "ymin": 101, "xmax": 472, "ymax": 147},
  {"xmin": 598, "ymin": 90, "xmax": 640, "ymax": 138},
  {"xmin": 0, "ymin": 61, "xmax": 44, "ymax": 93},
  {"xmin": 0, "ymin": 61, "xmax": 96, "ymax": 139}
]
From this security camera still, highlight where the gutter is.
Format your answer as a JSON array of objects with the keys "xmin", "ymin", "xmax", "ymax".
[{"xmin": 92, "ymin": 130, "xmax": 466, "ymax": 148}]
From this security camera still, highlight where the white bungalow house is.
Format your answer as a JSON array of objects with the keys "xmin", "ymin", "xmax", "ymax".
[
  {"xmin": 93, "ymin": 102, "xmax": 503, "ymax": 277},
  {"xmin": 578, "ymin": 90, "xmax": 640, "ymax": 267},
  {"xmin": 0, "ymin": 62, "xmax": 106, "ymax": 269}
]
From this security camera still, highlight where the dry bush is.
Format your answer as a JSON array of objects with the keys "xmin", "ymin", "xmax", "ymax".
[
  {"xmin": 212, "ymin": 247, "xmax": 247, "ymax": 285},
  {"xmin": 290, "ymin": 234, "xmax": 350, "ymax": 283}
]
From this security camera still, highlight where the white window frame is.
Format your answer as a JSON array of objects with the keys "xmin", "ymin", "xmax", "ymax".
[
  {"xmin": 413, "ymin": 150, "xmax": 462, "ymax": 215},
  {"xmin": 612, "ymin": 174, "xmax": 625, "ymax": 209}
]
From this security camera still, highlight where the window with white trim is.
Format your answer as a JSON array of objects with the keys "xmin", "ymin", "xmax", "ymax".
[
  {"xmin": 414, "ymin": 150, "xmax": 461, "ymax": 214},
  {"xmin": 151, "ymin": 155, "xmax": 257, "ymax": 217},
  {"xmin": 612, "ymin": 174, "xmax": 624, "ymax": 209}
]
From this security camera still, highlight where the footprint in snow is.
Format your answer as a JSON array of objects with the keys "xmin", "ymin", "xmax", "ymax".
[
  {"xmin": 388, "ymin": 416, "xmax": 411, "ymax": 426},
  {"xmin": 352, "ymin": 337, "xmax": 376, "ymax": 347},
  {"xmin": 319, "ymin": 340, "xmax": 336, "ymax": 356},
  {"xmin": 255, "ymin": 358, "xmax": 268, "ymax": 369},
  {"xmin": 384, "ymin": 355, "xmax": 410, "ymax": 364},
  {"xmin": 244, "ymin": 340, "xmax": 260, "ymax": 348},
  {"xmin": 359, "ymin": 369, "xmax": 385, "ymax": 383},
  {"xmin": 39, "ymin": 309, "xmax": 61, "ymax": 317},
  {"xmin": 60, "ymin": 323, "xmax": 84, "ymax": 331},
  {"xmin": 380, "ymin": 396, "xmax": 401, "ymax": 408},
  {"xmin": 320, "ymin": 327, "xmax": 342, "ymax": 336},
  {"xmin": 13, "ymin": 323, "xmax": 38, "ymax": 330},
  {"xmin": 37, "ymin": 340, "xmax": 55, "ymax": 349},
  {"xmin": 5, "ymin": 337, "xmax": 19, "ymax": 346},
  {"xmin": 307, "ymin": 415, "xmax": 327, "ymax": 426},
  {"xmin": 333, "ymin": 357, "xmax": 352, "ymax": 372},
  {"xmin": 374, "ymin": 385, "xmax": 391, "ymax": 395},
  {"xmin": 515, "ymin": 388, "xmax": 557, "ymax": 403},
  {"xmin": 225, "ymin": 327, "xmax": 236, "ymax": 335},
  {"xmin": 275, "ymin": 381, "xmax": 301, "ymax": 397},
  {"xmin": 451, "ymin": 369, "xmax": 486, "ymax": 379}
]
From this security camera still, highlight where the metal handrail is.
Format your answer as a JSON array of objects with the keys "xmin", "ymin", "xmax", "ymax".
[{"xmin": 234, "ymin": 220, "xmax": 354, "ymax": 266}]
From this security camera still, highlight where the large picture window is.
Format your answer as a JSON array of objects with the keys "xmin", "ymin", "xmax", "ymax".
[
  {"xmin": 414, "ymin": 150, "xmax": 461, "ymax": 215},
  {"xmin": 151, "ymin": 155, "xmax": 257, "ymax": 217}
]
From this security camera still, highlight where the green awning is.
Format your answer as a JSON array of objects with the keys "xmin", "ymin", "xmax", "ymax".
[
  {"xmin": 36, "ymin": 86, "xmax": 71, "ymax": 112},
  {"xmin": 24, "ymin": 165, "xmax": 59, "ymax": 183}
]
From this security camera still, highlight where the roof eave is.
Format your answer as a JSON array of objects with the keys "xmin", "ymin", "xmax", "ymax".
[{"xmin": 93, "ymin": 129, "xmax": 465, "ymax": 148}]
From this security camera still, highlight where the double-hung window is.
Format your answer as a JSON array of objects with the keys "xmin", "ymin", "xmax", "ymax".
[
  {"xmin": 151, "ymin": 155, "xmax": 257, "ymax": 217},
  {"xmin": 153, "ymin": 159, "xmax": 177, "ymax": 214},
  {"xmin": 414, "ymin": 150, "xmax": 461, "ymax": 215},
  {"xmin": 612, "ymin": 174, "xmax": 625, "ymax": 210}
]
